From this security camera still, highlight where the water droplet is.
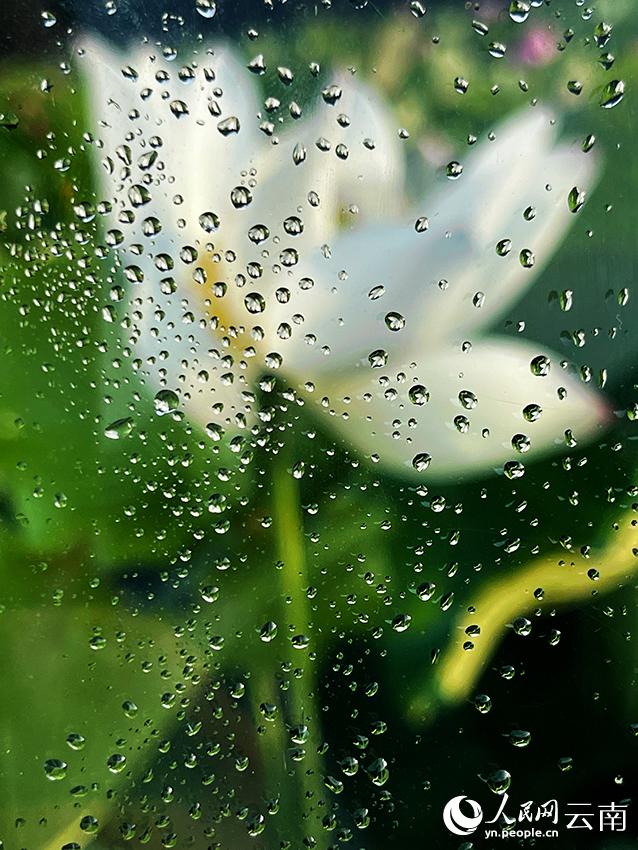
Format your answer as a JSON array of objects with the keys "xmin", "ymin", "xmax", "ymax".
[
  {"xmin": 510, "ymin": 729, "xmax": 531, "ymax": 747},
  {"xmin": 66, "ymin": 733, "xmax": 85, "ymax": 750},
  {"xmin": 454, "ymin": 77, "xmax": 469, "ymax": 94},
  {"xmin": 80, "ymin": 816, "xmax": 99, "ymax": 833},
  {"xmin": 283, "ymin": 215, "xmax": 304, "ymax": 235},
  {"xmin": 458, "ymin": 390, "xmax": 477, "ymax": 409},
  {"xmin": 292, "ymin": 634, "xmax": 310, "ymax": 649},
  {"xmin": 519, "ymin": 249, "xmax": 535, "ymax": 268},
  {"xmin": 440, "ymin": 591, "xmax": 454, "ymax": 611},
  {"xmin": 154, "ymin": 389, "xmax": 179, "ymax": 415},
  {"xmin": 89, "ymin": 634, "xmax": 107, "ymax": 650},
  {"xmin": 201, "ymin": 585, "xmax": 219, "ymax": 603},
  {"xmin": 44, "ymin": 759, "xmax": 67, "ymax": 780},
  {"xmin": 511, "ymin": 434, "xmax": 530, "ymax": 453},
  {"xmin": 41, "ymin": 10, "xmax": 57, "ymax": 26},
  {"xmin": 509, "ymin": 1, "xmax": 530, "ymax": 23},
  {"xmin": 446, "ymin": 161, "xmax": 463, "ymax": 179},
  {"xmin": 104, "ymin": 417, "xmax": 134, "ymax": 440},
  {"xmin": 392, "ymin": 614, "xmax": 411, "ymax": 632},
  {"xmin": 368, "ymin": 285, "xmax": 386, "ymax": 300},
  {"xmin": 231, "ymin": 186, "xmax": 253, "ymax": 208},
  {"xmin": 582, "ymin": 134, "xmax": 596, "ymax": 152},
  {"xmin": 195, "ymin": 0, "xmax": 217, "ymax": 17},
  {"xmin": 169, "ymin": 99, "xmax": 189, "ymax": 118},
  {"xmin": 600, "ymin": 80, "xmax": 624, "ymax": 108},
  {"xmin": 259, "ymin": 702, "xmax": 278, "ymax": 721},
  {"xmin": 474, "ymin": 694, "xmax": 492, "ymax": 713},
  {"xmin": 322, "ymin": 84, "xmax": 342, "ymax": 105},
  {"xmin": 385, "ymin": 311, "xmax": 406, "ymax": 331},
  {"xmin": 107, "ymin": 753, "xmax": 127, "ymax": 773},
  {"xmin": 260, "ymin": 621, "xmax": 278, "ymax": 642},
  {"xmin": 128, "ymin": 185, "xmax": 150, "ymax": 207},
  {"xmin": 412, "ymin": 452, "xmax": 431, "ymax": 472},
  {"xmin": 409, "ymin": 384, "xmax": 430, "ymax": 405},
  {"xmin": 513, "ymin": 616, "xmax": 532, "ymax": 635},
  {"xmin": 488, "ymin": 42, "xmax": 507, "ymax": 58},
  {"xmin": 247, "ymin": 54, "xmax": 266, "ymax": 75},
  {"xmin": 530, "ymin": 355, "xmax": 550, "ymax": 376},
  {"xmin": 567, "ymin": 80, "xmax": 583, "ymax": 96},
  {"xmin": 504, "ymin": 460, "xmax": 525, "ymax": 479},
  {"xmin": 367, "ymin": 757, "xmax": 389, "ymax": 786},
  {"xmin": 122, "ymin": 700, "xmax": 138, "ymax": 718},
  {"xmin": 415, "ymin": 216, "xmax": 429, "ymax": 233},
  {"xmin": 369, "ymin": 349, "xmax": 388, "ymax": 368},
  {"xmin": 292, "ymin": 142, "xmax": 307, "ymax": 165},
  {"xmin": 599, "ymin": 52, "xmax": 615, "ymax": 70},
  {"xmin": 417, "ymin": 582, "xmax": 436, "ymax": 601},
  {"xmin": 280, "ymin": 247, "xmax": 299, "ymax": 267},
  {"xmin": 472, "ymin": 20, "xmax": 489, "ymax": 36},
  {"xmin": 486, "ymin": 769, "xmax": 511, "ymax": 794},
  {"xmin": 244, "ymin": 292, "xmax": 266, "ymax": 314},
  {"xmin": 523, "ymin": 403, "xmax": 542, "ymax": 422},
  {"xmin": 325, "ymin": 775, "xmax": 344, "ymax": 794},
  {"xmin": 594, "ymin": 21, "xmax": 612, "ymax": 48},
  {"xmin": 217, "ymin": 116, "xmax": 240, "ymax": 135},
  {"xmin": 454, "ymin": 415, "xmax": 470, "ymax": 433},
  {"xmin": 496, "ymin": 239, "xmax": 512, "ymax": 256},
  {"xmin": 557, "ymin": 756, "xmax": 573, "ymax": 771}
]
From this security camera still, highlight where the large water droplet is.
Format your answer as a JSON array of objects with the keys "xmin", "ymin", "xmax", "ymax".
[
  {"xmin": 195, "ymin": 0, "xmax": 217, "ymax": 18},
  {"xmin": 104, "ymin": 417, "xmax": 135, "ymax": 440},
  {"xmin": 600, "ymin": 80, "xmax": 624, "ymax": 108},
  {"xmin": 385, "ymin": 311, "xmax": 406, "ymax": 331},
  {"xmin": 44, "ymin": 758, "xmax": 67, "ymax": 780},
  {"xmin": 154, "ymin": 389, "xmax": 179, "ymax": 414}
]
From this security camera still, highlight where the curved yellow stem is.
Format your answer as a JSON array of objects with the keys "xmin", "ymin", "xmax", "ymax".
[{"xmin": 407, "ymin": 513, "xmax": 638, "ymax": 723}]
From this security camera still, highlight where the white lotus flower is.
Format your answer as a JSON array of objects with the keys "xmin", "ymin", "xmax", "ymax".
[{"xmin": 81, "ymin": 37, "xmax": 607, "ymax": 481}]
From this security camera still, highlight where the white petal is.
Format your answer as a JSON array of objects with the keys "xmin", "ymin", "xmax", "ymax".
[
  {"xmin": 79, "ymin": 37, "xmax": 261, "ymax": 428},
  {"xmin": 273, "ymin": 108, "xmax": 598, "ymax": 375},
  {"xmin": 248, "ymin": 71, "xmax": 405, "ymax": 246},
  {"xmin": 300, "ymin": 338, "xmax": 609, "ymax": 481}
]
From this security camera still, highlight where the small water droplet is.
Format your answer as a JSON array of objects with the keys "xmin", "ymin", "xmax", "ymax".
[
  {"xmin": 519, "ymin": 248, "xmax": 535, "ymax": 268},
  {"xmin": 496, "ymin": 238, "xmax": 512, "ymax": 256},
  {"xmin": 446, "ymin": 161, "xmax": 463, "ymax": 179}
]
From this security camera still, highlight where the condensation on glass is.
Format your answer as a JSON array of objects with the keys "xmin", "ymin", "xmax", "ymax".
[{"xmin": 1, "ymin": 1, "xmax": 637, "ymax": 848}]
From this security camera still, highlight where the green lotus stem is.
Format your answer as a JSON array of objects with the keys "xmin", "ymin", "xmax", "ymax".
[
  {"xmin": 407, "ymin": 512, "xmax": 638, "ymax": 724},
  {"xmin": 262, "ymin": 452, "xmax": 327, "ymax": 848}
]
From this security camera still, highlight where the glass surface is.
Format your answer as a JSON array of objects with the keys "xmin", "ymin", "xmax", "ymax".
[{"xmin": 1, "ymin": 1, "xmax": 637, "ymax": 848}]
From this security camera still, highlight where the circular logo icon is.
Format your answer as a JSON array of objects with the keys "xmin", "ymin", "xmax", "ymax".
[{"xmin": 443, "ymin": 796, "xmax": 483, "ymax": 836}]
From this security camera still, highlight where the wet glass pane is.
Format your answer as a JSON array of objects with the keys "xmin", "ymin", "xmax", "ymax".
[{"xmin": 1, "ymin": 1, "xmax": 637, "ymax": 847}]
